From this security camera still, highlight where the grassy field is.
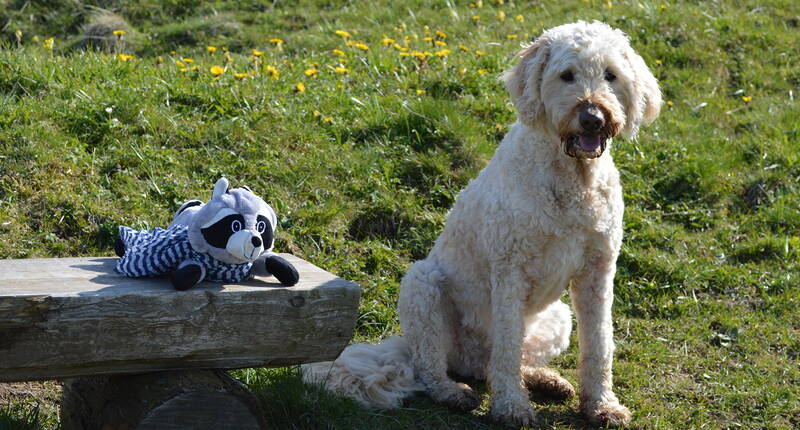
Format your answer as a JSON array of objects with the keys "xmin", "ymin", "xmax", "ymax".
[{"xmin": 0, "ymin": 0, "xmax": 798, "ymax": 428}]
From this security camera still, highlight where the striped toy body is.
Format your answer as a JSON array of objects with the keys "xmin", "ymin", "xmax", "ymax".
[{"xmin": 115, "ymin": 225, "xmax": 254, "ymax": 283}]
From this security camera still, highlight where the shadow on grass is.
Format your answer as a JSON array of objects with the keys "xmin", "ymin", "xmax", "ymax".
[{"xmin": 234, "ymin": 367, "xmax": 604, "ymax": 430}]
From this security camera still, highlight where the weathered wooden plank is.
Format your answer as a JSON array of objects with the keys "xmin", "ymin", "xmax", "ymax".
[
  {"xmin": 0, "ymin": 255, "xmax": 360, "ymax": 382},
  {"xmin": 60, "ymin": 370, "xmax": 266, "ymax": 430}
]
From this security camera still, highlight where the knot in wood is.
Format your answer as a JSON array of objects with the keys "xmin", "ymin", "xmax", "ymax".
[{"xmin": 289, "ymin": 296, "xmax": 305, "ymax": 308}]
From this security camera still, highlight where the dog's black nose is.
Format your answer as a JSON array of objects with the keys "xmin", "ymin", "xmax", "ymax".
[
  {"xmin": 251, "ymin": 236, "xmax": 262, "ymax": 247},
  {"xmin": 579, "ymin": 108, "xmax": 604, "ymax": 132}
]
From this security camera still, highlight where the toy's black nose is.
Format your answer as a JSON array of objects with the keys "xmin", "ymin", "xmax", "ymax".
[
  {"xmin": 579, "ymin": 105, "xmax": 605, "ymax": 132},
  {"xmin": 251, "ymin": 236, "xmax": 262, "ymax": 247}
]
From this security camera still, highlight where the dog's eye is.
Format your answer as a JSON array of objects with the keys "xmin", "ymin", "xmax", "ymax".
[
  {"xmin": 559, "ymin": 71, "xmax": 575, "ymax": 82},
  {"xmin": 604, "ymin": 70, "xmax": 616, "ymax": 82}
]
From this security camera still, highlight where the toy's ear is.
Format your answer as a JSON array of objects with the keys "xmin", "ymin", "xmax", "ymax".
[
  {"xmin": 212, "ymin": 177, "xmax": 229, "ymax": 200},
  {"xmin": 622, "ymin": 48, "xmax": 662, "ymax": 137},
  {"xmin": 502, "ymin": 37, "xmax": 551, "ymax": 125}
]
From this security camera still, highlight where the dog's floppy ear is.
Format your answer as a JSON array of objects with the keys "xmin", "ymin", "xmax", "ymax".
[
  {"xmin": 503, "ymin": 37, "xmax": 551, "ymax": 125},
  {"xmin": 622, "ymin": 49, "xmax": 662, "ymax": 137}
]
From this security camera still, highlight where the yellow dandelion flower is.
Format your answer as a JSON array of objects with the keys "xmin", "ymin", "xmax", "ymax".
[
  {"xmin": 252, "ymin": 49, "xmax": 263, "ymax": 57},
  {"xmin": 416, "ymin": 89, "xmax": 426, "ymax": 95},
  {"xmin": 472, "ymin": 15, "xmax": 481, "ymax": 21},
  {"xmin": 112, "ymin": 29, "xmax": 126, "ymax": 37},
  {"xmin": 14, "ymin": 29, "xmax": 22, "ymax": 41},
  {"xmin": 116, "ymin": 53, "xmax": 134, "ymax": 61},
  {"xmin": 269, "ymin": 38, "xmax": 284, "ymax": 45},
  {"xmin": 515, "ymin": 15, "xmax": 524, "ymax": 22},
  {"xmin": 180, "ymin": 67, "xmax": 189, "ymax": 73},
  {"xmin": 183, "ymin": 57, "xmax": 195, "ymax": 63},
  {"xmin": 474, "ymin": 50, "xmax": 485, "ymax": 56},
  {"xmin": 666, "ymin": 100, "xmax": 673, "ymax": 106},
  {"xmin": 207, "ymin": 45, "xmax": 217, "ymax": 53},
  {"xmin": 458, "ymin": 44, "xmax": 469, "ymax": 52},
  {"xmin": 234, "ymin": 73, "xmax": 248, "ymax": 79},
  {"xmin": 175, "ymin": 60, "xmax": 185, "ymax": 66},
  {"xmin": 335, "ymin": 30, "xmax": 352, "ymax": 39},
  {"xmin": 477, "ymin": 69, "xmax": 489, "ymax": 75},
  {"xmin": 210, "ymin": 65, "xmax": 224, "ymax": 76},
  {"xmin": 435, "ymin": 30, "xmax": 447, "ymax": 39},
  {"xmin": 304, "ymin": 68, "xmax": 319, "ymax": 77},
  {"xmin": 266, "ymin": 65, "xmax": 279, "ymax": 79},
  {"xmin": 322, "ymin": 116, "xmax": 333, "ymax": 123},
  {"xmin": 382, "ymin": 36, "xmax": 395, "ymax": 46},
  {"xmin": 606, "ymin": 1, "xmax": 613, "ymax": 9},
  {"xmin": 660, "ymin": 4, "xmax": 668, "ymax": 10},
  {"xmin": 191, "ymin": 65, "xmax": 198, "ymax": 71},
  {"xmin": 42, "ymin": 37, "xmax": 54, "ymax": 50},
  {"xmin": 354, "ymin": 42, "xmax": 370, "ymax": 51},
  {"xmin": 393, "ymin": 43, "xmax": 408, "ymax": 51},
  {"xmin": 423, "ymin": 36, "xmax": 434, "ymax": 43},
  {"xmin": 655, "ymin": 59, "xmax": 663, "ymax": 65},
  {"xmin": 497, "ymin": 11, "xmax": 506, "ymax": 22},
  {"xmin": 435, "ymin": 40, "xmax": 447, "ymax": 46},
  {"xmin": 506, "ymin": 34, "xmax": 518, "ymax": 40},
  {"xmin": 742, "ymin": 96, "xmax": 753, "ymax": 103},
  {"xmin": 295, "ymin": 82, "xmax": 306, "ymax": 93},
  {"xmin": 399, "ymin": 52, "xmax": 410, "ymax": 57},
  {"xmin": 434, "ymin": 49, "xmax": 452, "ymax": 57},
  {"xmin": 225, "ymin": 53, "xmax": 234, "ymax": 63},
  {"xmin": 334, "ymin": 66, "xmax": 349, "ymax": 74},
  {"xmin": 332, "ymin": 48, "xmax": 346, "ymax": 57}
]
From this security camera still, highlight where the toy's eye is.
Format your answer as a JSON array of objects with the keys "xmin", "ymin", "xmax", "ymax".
[
  {"xmin": 604, "ymin": 69, "xmax": 616, "ymax": 82},
  {"xmin": 201, "ymin": 213, "xmax": 246, "ymax": 249},
  {"xmin": 256, "ymin": 214, "xmax": 273, "ymax": 249},
  {"xmin": 560, "ymin": 70, "xmax": 574, "ymax": 82}
]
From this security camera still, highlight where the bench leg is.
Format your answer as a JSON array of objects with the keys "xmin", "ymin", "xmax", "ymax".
[{"xmin": 60, "ymin": 370, "xmax": 267, "ymax": 430}]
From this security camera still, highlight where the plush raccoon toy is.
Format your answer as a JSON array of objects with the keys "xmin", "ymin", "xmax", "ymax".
[{"xmin": 115, "ymin": 177, "xmax": 299, "ymax": 290}]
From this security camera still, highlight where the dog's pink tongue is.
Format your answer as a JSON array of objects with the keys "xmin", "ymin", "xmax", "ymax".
[{"xmin": 578, "ymin": 135, "xmax": 602, "ymax": 151}]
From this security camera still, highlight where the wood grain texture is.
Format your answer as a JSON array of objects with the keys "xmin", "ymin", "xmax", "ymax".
[
  {"xmin": 0, "ymin": 255, "xmax": 360, "ymax": 382},
  {"xmin": 60, "ymin": 370, "xmax": 266, "ymax": 430}
]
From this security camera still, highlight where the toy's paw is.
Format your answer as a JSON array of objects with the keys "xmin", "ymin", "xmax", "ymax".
[
  {"xmin": 172, "ymin": 264, "xmax": 203, "ymax": 291},
  {"xmin": 582, "ymin": 401, "xmax": 632, "ymax": 427},
  {"xmin": 114, "ymin": 236, "xmax": 125, "ymax": 257},
  {"xmin": 264, "ymin": 255, "xmax": 299, "ymax": 286}
]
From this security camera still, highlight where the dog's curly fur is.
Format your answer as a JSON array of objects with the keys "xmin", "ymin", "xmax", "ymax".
[{"xmin": 303, "ymin": 21, "xmax": 661, "ymax": 427}]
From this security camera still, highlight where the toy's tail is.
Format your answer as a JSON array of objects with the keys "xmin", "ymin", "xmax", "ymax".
[{"xmin": 301, "ymin": 336, "xmax": 421, "ymax": 409}]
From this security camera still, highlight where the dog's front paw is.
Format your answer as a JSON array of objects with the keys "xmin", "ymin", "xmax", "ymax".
[
  {"xmin": 489, "ymin": 398, "xmax": 538, "ymax": 428},
  {"xmin": 581, "ymin": 401, "xmax": 632, "ymax": 427},
  {"xmin": 436, "ymin": 382, "xmax": 481, "ymax": 412}
]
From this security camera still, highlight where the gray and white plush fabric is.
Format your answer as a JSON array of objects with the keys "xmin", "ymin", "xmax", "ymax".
[{"xmin": 116, "ymin": 177, "xmax": 298, "ymax": 290}]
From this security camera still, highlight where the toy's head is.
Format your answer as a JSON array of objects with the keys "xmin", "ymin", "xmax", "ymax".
[{"xmin": 185, "ymin": 178, "xmax": 278, "ymax": 265}]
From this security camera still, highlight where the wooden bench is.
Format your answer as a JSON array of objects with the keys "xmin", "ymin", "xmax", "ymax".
[{"xmin": 0, "ymin": 255, "xmax": 360, "ymax": 430}]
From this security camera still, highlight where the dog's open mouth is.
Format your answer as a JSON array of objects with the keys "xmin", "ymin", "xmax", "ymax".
[{"xmin": 563, "ymin": 134, "xmax": 607, "ymax": 159}]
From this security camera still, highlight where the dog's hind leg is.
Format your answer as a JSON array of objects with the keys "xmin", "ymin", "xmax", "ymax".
[
  {"xmin": 398, "ymin": 259, "xmax": 481, "ymax": 412},
  {"xmin": 521, "ymin": 300, "xmax": 575, "ymax": 401}
]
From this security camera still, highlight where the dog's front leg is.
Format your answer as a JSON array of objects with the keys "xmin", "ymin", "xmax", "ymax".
[
  {"xmin": 570, "ymin": 258, "xmax": 631, "ymax": 427},
  {"xmin": 487, "ymin": 267, "xmax": 537, "ymax": 427}
]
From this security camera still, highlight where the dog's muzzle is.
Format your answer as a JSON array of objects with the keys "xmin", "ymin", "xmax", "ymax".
[{"xmin": 563, "ymin": 103, "xmax": 613, "ymax": 159}]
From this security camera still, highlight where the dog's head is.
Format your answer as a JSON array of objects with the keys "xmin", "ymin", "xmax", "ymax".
[{"xmin": 503, "ymin": 21, "xmax": 661, "ymax": 159}]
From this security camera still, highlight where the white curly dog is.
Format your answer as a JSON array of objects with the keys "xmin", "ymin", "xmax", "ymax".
[{"xmin": 304, "ymin": 21, "xmax": 661, "ymax": 427}]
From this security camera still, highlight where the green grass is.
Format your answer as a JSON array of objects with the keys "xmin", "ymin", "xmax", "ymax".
[{"xmin": 0, "ymin": 0, "xmax": 798, "ymax": 428}]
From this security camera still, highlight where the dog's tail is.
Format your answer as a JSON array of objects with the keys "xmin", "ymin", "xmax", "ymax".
[{"xmin": 300, "ymin": 336, "xmax": 421, "ymax": 408}]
